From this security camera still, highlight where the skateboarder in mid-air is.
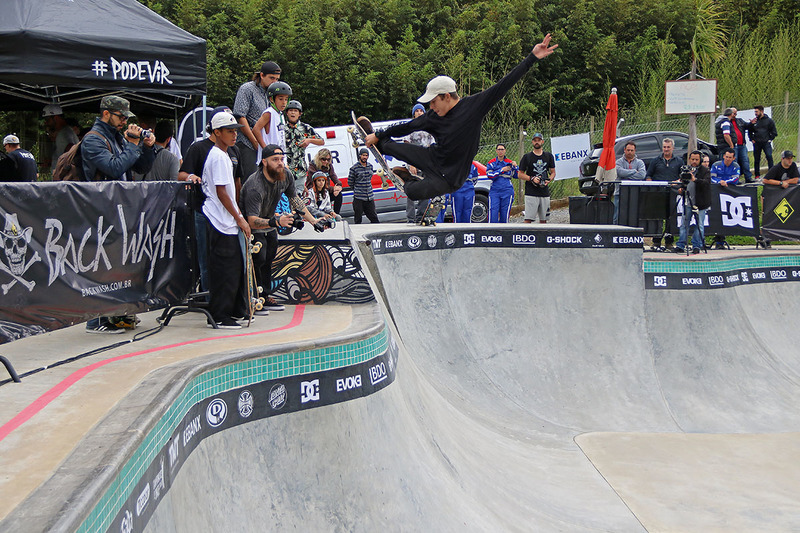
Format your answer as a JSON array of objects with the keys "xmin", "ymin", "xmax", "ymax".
[{"xmin": 361, "ymin": 33, "xmax": 558, "ymax": 202}]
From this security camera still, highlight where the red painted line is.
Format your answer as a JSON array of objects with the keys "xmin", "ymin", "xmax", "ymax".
[{"xmin": 0, "ymin": 305, "xmax": 306, "ymax": 443}]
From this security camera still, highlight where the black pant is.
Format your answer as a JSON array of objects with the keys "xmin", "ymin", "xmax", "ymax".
[
  {"xmin": 378, "ymin": 138, "xmax": 456, "ymax": 200},
  {"xmin": 237, "ymin": 143, "xmax": 258, "ymax": 183},
  {"xmin": 207, "ymin": 222, "xmax": 246, "ymax": 321},
  {"xmin": 752, "ymin": 142, "xmax": 774, "ymax": 177},
  {"xmin": 353, "ymin": 198, "xmax": 379, "ymax": 223},
  {"xmin": 252, "ymin": 230, "xmax": 278, "ymax": 299},
  {"xmin": 332, "ymin": 190, "xmax": 343, "ymax": 214}
]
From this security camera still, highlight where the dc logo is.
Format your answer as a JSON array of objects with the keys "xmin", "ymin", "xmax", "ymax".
[
  {"xmin": 238, "ymin": 390, "xmax": 254, "ymax": 418},
  {"xmin": 654, "ymin": 275, "xmax": 667, "ymax": 287},
  {"xmin": 464, "ymin": 233, "xmax": 475, "ymax": 245},
  {"xmin": 719, "ymin": 194, "xmax": 754, "ymax": 228},
  {"xmin": 206, "ymin": 398, "xmax": 227, "ymax": 427},
  {"xmin": 408, "ymin": 236, "xmax": 422, "ymax": 249},
  {"xmin": 742, "ymin": 272, "xmax": 749, "ymax": 282},
  {"xmin": 301, "ymin": 379, "xmax": 320, "ymax": 403}
]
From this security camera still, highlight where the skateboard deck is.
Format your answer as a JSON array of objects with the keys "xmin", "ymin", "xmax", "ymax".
[
  {"xmin": 240, "ymin": 233, "xmax": 264, "ymax": 327},
  {"xmin": 348, "ymin": 111, "xmax": 402, "ymax": 193},
  {"xmin": 420, "ymin": 195, "xmax": 445, "ymax": 226}
]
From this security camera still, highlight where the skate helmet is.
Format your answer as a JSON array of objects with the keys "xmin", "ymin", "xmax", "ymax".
[
  {"xmin": 286, "ymin": 100, "xmax": 303, "ymax": 113},
  {"xmin": 267, "ymin": 81, "xmax": 293, "ymax": 100}
]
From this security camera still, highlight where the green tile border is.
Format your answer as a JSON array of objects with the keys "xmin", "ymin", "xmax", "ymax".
[
  {"xmin": 644, "ymin": 255, "xmax": 800, "ymax": 274},
  {"xmin": 76, "ymin": 326, "xmax": 390, "ymax": 533}
]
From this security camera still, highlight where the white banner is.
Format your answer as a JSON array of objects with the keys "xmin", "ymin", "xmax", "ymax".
[{"xmin": 550, "ymin": 132, "xmax": 591, "ymax": 180}]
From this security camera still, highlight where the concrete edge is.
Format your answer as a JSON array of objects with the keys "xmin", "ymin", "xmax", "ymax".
[{"xmin": 1, "ymin": 303, "xmax": 386, "ymax": 533}]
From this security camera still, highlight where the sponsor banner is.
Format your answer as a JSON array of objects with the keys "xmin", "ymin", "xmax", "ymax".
[
  {"xmin": 369, "ymin": 229, "xmax": 644, "ymax": 254},
  {"xmin": 646, "ymin": 266, "xmax": 800, "ymax": 290},
  {"xmin": 550, "ymin": 132, "xmax": 591, "ymax": 180},
  {"xmin": 107, "ymin": 339, "xmax": 399, "ymax": 533},
  {"xmin": 0, "ymin": 182, "xmax": 193, "ymax": 344},
  {"xmin": 762, "ymin": 185, "xmax": 800, "ymax": 241},
  {"xmin": 671, "ymin": 184, "xmax": 759, "ymax": 238}
]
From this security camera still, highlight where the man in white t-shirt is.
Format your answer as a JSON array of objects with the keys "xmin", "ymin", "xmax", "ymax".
[
  {"xmin": 252, "ymin": 81, "xmax": 292, "ymax": 165},
  {"xmin": 43, "ymin": 104, "xmax": 78, "ymax": 172},
  {"xmin": 203, "ymin": 111, "xmax": 251, "ymax": 329}
]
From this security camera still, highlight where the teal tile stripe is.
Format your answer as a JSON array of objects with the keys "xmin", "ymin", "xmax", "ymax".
[
  {"xmin": 76, "ymin": 326, "xmax": 390, "ymax": 533},
  {"xmin": 644, "ymin": 255, "xmax": 800, "ymax": 274}
]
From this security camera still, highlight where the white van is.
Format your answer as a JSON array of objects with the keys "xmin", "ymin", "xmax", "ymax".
[{"xmin": 305, "ymin": 119, "xmax": 491, "ymax": 222}]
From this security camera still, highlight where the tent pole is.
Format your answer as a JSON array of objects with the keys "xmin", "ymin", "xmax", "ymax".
[{"xmin": 202, "ymin": 95, "xmax": 207, "ymax": 139}]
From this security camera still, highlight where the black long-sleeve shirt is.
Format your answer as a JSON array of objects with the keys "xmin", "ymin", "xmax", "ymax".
[{"xmin": 377, "ymin": 53, "xmax": 539, "ymax": 186}]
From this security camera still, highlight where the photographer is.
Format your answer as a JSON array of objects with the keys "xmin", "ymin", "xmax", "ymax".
[
  {"xmin": 673, "ymin": 151, "xmax": 711, "ymax": 254},
  {"xmin": 82, "ymin": 96, "xmax": 155, "ymax": 182}
]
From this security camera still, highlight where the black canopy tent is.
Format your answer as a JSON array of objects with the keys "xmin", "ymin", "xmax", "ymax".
[{"xmin": 0, "ymin": 0, "xmax": 206, "ymax": 114}]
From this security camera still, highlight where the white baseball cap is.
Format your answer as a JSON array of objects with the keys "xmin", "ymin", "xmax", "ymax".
[
  {"xmin": 417, "ymin": 75, "xmax": 457, "ymax": 103},
  {"xmin": 42, "ymin": 104, "xmax": 63, "ymax": 117},
  {"xmin": 210, "ymin": 112, "xmax": 244, "ymax": 130},
  {"xmin": 3, "ymin": 134, "xmax": 20, "ymax": 145}
]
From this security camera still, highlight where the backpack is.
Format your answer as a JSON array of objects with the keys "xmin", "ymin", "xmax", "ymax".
[{"xmin": 53, "ymin": 131, "xmax": 111, "ymax": 181}]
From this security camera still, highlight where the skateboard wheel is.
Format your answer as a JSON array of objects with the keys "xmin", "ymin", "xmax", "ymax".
[
  {"xmin": 258, "ymin": 297, "xmax": 265, "ymax": 304},
  {"xmin": 257, "ymin": 286, "xmax": 263, "ymax": 294},
  {"xmin": 347, "ymin": 126, "xmax": 354, "ymax": 132},
  {"xmin": 376, "ymin": 168, "xmax": 384, "ymax": 176},
  {"xmin": 255, "ymin": 302, "xmax": 263, "ymax": 310},
  {"xmin": 382, "ymin": 183, "xmax": 390, "ymax": 190},
  {"xmin": 252, "ymin": 242, "xmax": 262, "ymax": 253}
]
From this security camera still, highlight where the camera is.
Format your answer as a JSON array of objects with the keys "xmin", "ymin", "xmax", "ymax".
[
  {"xmin": 679, "ymin": 164, "xmax": 694, "ymax": 185},
  {"xmin": 276, "ymin": 210, "xmax": 306, "ymax": 236},
  {"xmin": 313, "ymin": 217, "xmax": 335, "ymax": 232}
]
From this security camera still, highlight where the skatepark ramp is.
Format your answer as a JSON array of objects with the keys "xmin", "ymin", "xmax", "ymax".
[
  {"xmin": 138, "ymin": 224, "xmax": 800, "ymax": 532},
  {"xmin": 12, "ymin": 224, "xmax": 799, "ymax": 532}
]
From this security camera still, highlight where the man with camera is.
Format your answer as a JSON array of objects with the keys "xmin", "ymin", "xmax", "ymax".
[
  {"xmin": 673, "ymin": 150, "xmax": 711, "ymax": 255},
  {"xmin": 82, "ymin": 96, "xmax": 155, "ymax": 334},
  {"xmin": 82, "ymin": 96, "xmax": 156, "ymax": 182},
  {"xmin": 240, "ymin": 145, "xmax": 324, "ymax": 314}
]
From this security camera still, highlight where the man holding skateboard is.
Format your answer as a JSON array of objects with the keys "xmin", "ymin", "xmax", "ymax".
[
  {"xmin": 240, "ymin": 144, "xmax": 323, "ymax": 313},
  {"xmin": 362, "ymin": 34, "xmax": 558, "ymax": 201}
]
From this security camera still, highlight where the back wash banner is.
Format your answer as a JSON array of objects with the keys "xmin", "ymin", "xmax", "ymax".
[{"xmin": 0, "ymin": 182, "xmax": 193, "ymax": 343}]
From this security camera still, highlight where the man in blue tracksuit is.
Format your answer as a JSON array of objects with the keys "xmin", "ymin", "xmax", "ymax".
[
  {"xmin": 486, "ymin": 144, "xmax": 517, "ymax": 223},
  {"xmin": 452, "ymin": 163, "xmax": 479, "ymax": 223},
  {"xmin": 708, "ymin": 147, "xmax": 741, "ymax": 249}
]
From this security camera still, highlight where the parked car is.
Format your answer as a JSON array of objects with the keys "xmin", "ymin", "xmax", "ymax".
[
  {"xmin": 306, "ymin": 120, "xmax": 490, "ymax": 222},
  {"xmin": 578, "ymin": 131, "xmax": 719, "ymax": 180}
]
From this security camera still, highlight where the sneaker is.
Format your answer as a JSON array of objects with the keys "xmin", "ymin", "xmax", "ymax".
[
  {"xmin": 264, "ymin": 297, "xmax": 285, "ymax": 311},
  {"xmin": 691, "ymin": 248, "xmax": 701, "ymax": 255},
  {"xmin": 673, "ymin": 247, "xmax": 686, "ymax": 254},
  {"xmin": 208, "ymin": 317, "xmax": 241, "ymax": 330},
  {"xmin": 86, "ymin": 321, "xmax": 126, "ymax": 334},
  {"xmin": 356, "ymin": 116, "xmax": 374, "ymax": 135},
  {"xmin": 714, "ymin": 242, "xmax": 726, "ymax": 250},
  {"xmin": 764, "ymin": 240, "xmax": 772, "ymax": 249},
  {"xmin": 392, "ymin": 166, "xmax": 421, "ymax": 184},
  {"xmin": 255, "ymin": 309, "xmax": 270, "ymax": 316},
  {"xmin": 230, "ymin": 315, "xmax": 253, "ymax": 322}
]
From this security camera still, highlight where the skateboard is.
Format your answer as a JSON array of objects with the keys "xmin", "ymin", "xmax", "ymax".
[
  {"xmin": 240, "ymin": 233, "xmax": 264, "ymax": 327},
  {"xmin": 420, "ymin": 195, "xmax": 445, "ymax": 226},
  {"xmin": 347, "ymin": 111, "xmax": 401, "ymax": 192}
]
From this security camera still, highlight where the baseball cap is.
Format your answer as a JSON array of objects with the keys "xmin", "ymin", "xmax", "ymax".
[
  {"xmin": 210, "ymin": 112, "xmax": 244, "ymax": 130},
  {"xmin": 42, "ymin": 104, "xmax": 63, "ymax": 117},
  {"xmin": 781, "ymin": 150, "xmax": 794, "ymax": 159},
  {"xmin": 261, "ymin": 61, "xmax": 282, "ymax": 75},
  {"xmin": 262, "ymin": 144, "xmax": 284, "ymax": 158},
  {"xmin": 207, "ymin": 106, "xmax": 233, "ymax": 125},
  {"xmin": 532, "ymin": 132, "xmax": 544, "ymax": 139},
  {"xmin": 3, "ymin": 134, "xmax": 20, "ymax": 145},
  {"xmin": 100, "ymin": 95, "xmax": 135, "ymax": 118},
  {"xmin": 417, "ymin": 75, "xmax": 457, "ymax": 103}
]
